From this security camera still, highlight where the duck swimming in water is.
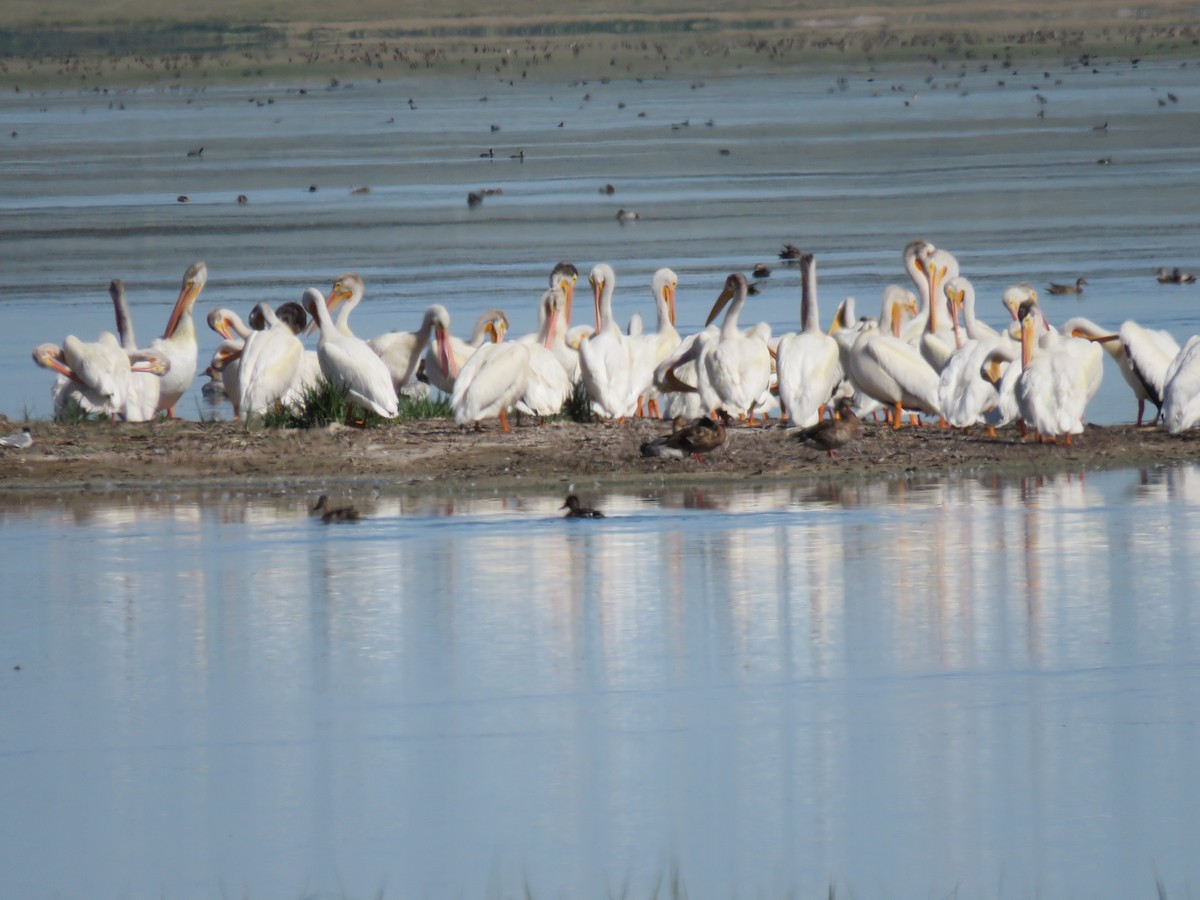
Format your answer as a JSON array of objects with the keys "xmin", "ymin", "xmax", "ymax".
[{"xmin": 560, "ymin": 494, "xmax": 605, "ymax": 518}]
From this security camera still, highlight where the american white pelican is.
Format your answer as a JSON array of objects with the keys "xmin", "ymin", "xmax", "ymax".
[
  {"xmin": 302, "ymin": 288, "xmax": 399, "ymax": 418},
  {"xmin": 546, "ymin": 262, "xmax": 583, "ymax": 380},
  {"xmin": 109, "ymin": 279, "xmax": 170, "ymax": 422},
  {"xmin": 845, "ymin": 287, "xmax": 940, "ymax": 427},
  {"xmin": 152, "ymin": 261, "xmax": 206, "ymax": 417},
  {"xmin": 917, "ymin": 247, "xmax": 961, "ymax": 372},
  {"xmin": 701, "ymin": 272, "xmax": 772, "ymax": 424},
  {"xmin": 451, "ymin": 330, "xmax": 530, "ymax": 432},
  {"xmin": 653, "ymin": 326, "xmax": 721, "ymax": 419},
  {"xmin": 316, "ymin": 272, "xmax": 364, "ymax": 337},
  {"xmin": 1061, "ymin": 316, "xmax": 1181, "ymax": 426},
  {"xmin": 516, "ymin": 287, "xmax": 573, "ymax": 419},
  {"xmin": 367, "ymin": 306, "xmax": 442, "ymax": 395},
  {"xmin": 423, "ymin": 308, "xmax": 508, "ymax": 394},
  {"xmin": 34, "ymin": 335, "xmax": 128, "ymax": 418},
  {"xmin": 578, "ymin": 263, "xmax": 635, "ymax": 421},
  {"xmin": 237, "ymin": 302, "xmax": 305, "ymax": 417},
  {"xmin": 628, "ymin": 267, "xmax": 681, "ymax": 418},
  {"xmin": 1163, "ymin": 336, "xmax": 1200, "ymax": 433},
  {"xmin": 206, "ymin": 306, "xmax": 251, "ymax": 413},
  {"xmin": 775, "ymin": 253, "xmax": 842, "ymax": 427},
  {"xmin": 943, "ymin": 276, "xmax": 1002, "ymax": 343},
  {"xmin": 1015, "ymin": 301, "xmax": 1103, "ymax": 444}
]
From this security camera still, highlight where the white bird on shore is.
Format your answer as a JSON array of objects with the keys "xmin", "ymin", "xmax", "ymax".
[
  {"xmin": 579, "ymin": 263, "xmax": 635, "ymax": 420},
  {"xmin": 303, "ymin": 288, "xmax": 398, "ymax": 418},
  {"xmin": 237, "ymin": 302, "xmax": 305, "ymax": 417},
  {"xmin": 367, "ymin": 306, "xmax": 443, "ymax": 396},
  {"xmin": 845, "ymin": 286, "xmax": 939, "ymax": 427},
  {"xmin": 0, "ymin": 426, "xmax": 33, "ymax": 449},
  {"xmin": 422, "ymin": 308, "xmax": 508, "ymax": 394},
  {"xmin": 1015, "ymin": 301, "xmax": 1103, "ymax": 443},
  {"xmin": 516, "ymin": 287, "xmax": 572, "ymax": 419},
  {"xmin": 627, "ymin": 267, "xmax": 681, "ymax": 418},
  {"xmin": 701, "ymin": 272, "xmax": 772, "ymax": 423},
  {"xmin": 452, "ymin": 329, "xmax": 530, "ymax": 432},
  {"xmin": 775, "ymin": 252, "xmax": 841, "ymax": 427},
  {"xmin": 152, "ymin": 261, "xmax": 206, "ymax": 417},
  {"xmin": 1162, "ymin": 336, "xmax": 1200, "ymax": 433},
  {"xmin": 109, "ymin": 279, "xmax": 171, "ymax": 422}
]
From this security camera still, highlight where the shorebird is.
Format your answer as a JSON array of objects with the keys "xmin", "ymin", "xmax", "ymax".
[{"xmin": 0, "ymin": 426, "xmax": 33, "ymax": 449}]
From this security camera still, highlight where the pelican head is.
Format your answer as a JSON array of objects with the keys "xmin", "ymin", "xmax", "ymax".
[
  {"xmin": 550, "ymin": 261, "xmax": 579, "ymax": 323},
  {"xmin": 164, "ymin": 261, "xmax": 207, "ymax": 340},
  {"xmin": 32, "ymin": 342, "xmax": 73, "ymax": 379},
  {"xmin": 301, "ymin": 287, "xmax": 326, "ymax": 321},
  {"xmin": 128, "ymin": 348, "xmax": 171, "ymax": 376},
  {"xmin": 274, "ymin": 301, "xmax": 308, "ymax": 335},
  {"xmin": 653, "ymin": 267, "xmax": 678, "ymax": 326},
  {"xmin": 705, "ymin": 272, "xmax": 749, "ymax": 327},
  {"xmin": 325, "ymin": 272, "xmax": 364, "ymax": 314},
  {"xmin": 589, "ymin": 263, "xmax": 616, "ymax": 331},
  {"xmin": 207, "ymin": 308, "xmax": 245, "ymax": 341}
]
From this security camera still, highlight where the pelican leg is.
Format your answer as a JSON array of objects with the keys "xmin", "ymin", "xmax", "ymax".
[
  {"xmin": 636, "ymin": 396, "xmax": 645, "ymax": 418},
  {"xmin": 910, "ymin": 413, "xmax": 921, "ymax": 427},
  {"xmin": 647, "ymin": 398, "xmax": 660, "ymax": 419},
  {"xmin": 986, "ymin": 425, "xmax": 997, "ymax": 438},
  {"xmin": 499, "ymin": 408, "xmax": 511, "ymax": 433},
  {"xmin": 818, "ymin": 403, "xmax": 826, "ymax": 421},
  {"xmin": 1136, "ymin": 399, "xmax": 1145, "ymax": 427},
  {"xmin": 892, "ymin": 402, "xmax": 903, "ymax": 429}
]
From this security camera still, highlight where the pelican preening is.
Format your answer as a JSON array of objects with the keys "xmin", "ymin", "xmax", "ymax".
[
  {"xmin": 303, "ymin": 287, "xmax": 399, "ymax": 419},
  {"xmin": 153, "ymin": 261, "xmax": 206, "ymax": 417},
  {"xmin": 702, "ymin": 272, "xmax": 772, "ymax": 424}
]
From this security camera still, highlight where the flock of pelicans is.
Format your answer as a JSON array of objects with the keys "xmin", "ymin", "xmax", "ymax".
[{"xmin": 25, "ymin": 241, "xmax": 1200, "ymax": 454}]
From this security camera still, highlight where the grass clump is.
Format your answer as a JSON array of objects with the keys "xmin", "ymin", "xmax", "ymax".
[
  {"xmin": 52, "ymin": 397, "xmax": 105, "ymax": 424},
  {"xmin": 257, "ymin": 377, "xmax": 386, "ymax": 430},
  {"xmin": 558, "ymin": 379, "xmax": 593, "ymax": 423},
  {"xmin": 396, "ymin": 391, "xmax": 452, "ymax": 421}
]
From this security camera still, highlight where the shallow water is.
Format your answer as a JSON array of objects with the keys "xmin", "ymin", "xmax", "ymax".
[
  {"xmin": 2, "ymin": 58, "xmax": 1200, "ymax": 423},
  {"xmin": 2, "ymin": 467, "xmax": 1200, "ymax": 898}
]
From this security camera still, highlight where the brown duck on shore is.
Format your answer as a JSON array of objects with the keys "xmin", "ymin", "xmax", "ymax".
[
  {"xmin": 310, "ymin": 495, "xmax": 363, "ymax": 523},
  {"xmin": 793, "ymin": 403, "xmax": 860, "ymax": 458},
  {"xmin": 1047, "ymin": 277, "xmax": 1088, "ymax": 295},
  {"xmin": 1156, "ymin": 266, "xmax": 1197, "ymax": 285},
  {"xmin": 640, "ymin": 416, "xmax": 726, "ymax": 462},
  {"xmin": 561, "ymin": 494, "xmax": 605, "ymax": 518}
]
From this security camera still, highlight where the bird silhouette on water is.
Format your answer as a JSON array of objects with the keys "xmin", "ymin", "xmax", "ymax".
[
  {"xmin": 561, "ymin": 495, "xmax": 605, "ymax": 518},
  {"xmin": 311, "ymin": 495, "xmax": 363, "ymax": 523}
]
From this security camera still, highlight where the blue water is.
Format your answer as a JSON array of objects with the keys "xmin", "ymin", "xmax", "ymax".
[
  {"xmin": 2, "ymin": 61, "xmax": 1200, "ymax": 423},
  {"xmin": 2, "ymin": 467, "xmax": 1200, "ymax": 898}
]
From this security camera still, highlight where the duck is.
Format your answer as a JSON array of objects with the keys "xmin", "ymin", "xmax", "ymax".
[
  {"xmin": 1047, "ymin": 277, "xmax": 1088, "ymax": 296},
  {"xmin": 793, "ymin": 401, "xmax": 860, "ymax": 458},
  {"xmin": 639, "ymin": 415, "xmax": 726, "ymax": 461},
  {"xmin": 561, "ymin": 494, "xmax": 605, "ymax": 518},
  {"xmin": 1156, "ymin": 266, "xmax": 1197, "ymax": 285},
  {"xmin": 310, "ymin": 495, "xmax": 363, "ymax": 523}
]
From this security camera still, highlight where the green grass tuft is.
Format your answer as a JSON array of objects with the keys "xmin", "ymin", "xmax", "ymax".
[
  {"xmin": 52, "ymin": 397, "xmax": 104, "ymax": 424},
  {"xmin": 558, "ymin": 379, "xmax": 592, "ymax": 423},
  {"xmin": 257, "ymin": 377, "xmax": 386, "ymax": 429},
  {"xmin": 396, "ymin": 391, "xmax": 452, "ymax": 421}
]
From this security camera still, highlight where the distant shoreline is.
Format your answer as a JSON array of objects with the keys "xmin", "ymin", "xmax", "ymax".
[{"xmin": 2, "ymin": 3, "xmax": 1197, "ymax": 91}]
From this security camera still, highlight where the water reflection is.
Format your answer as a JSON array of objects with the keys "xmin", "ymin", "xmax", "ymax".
[{"xmin": 2, "ymin": 467, "xmax": 1199, "ymax": 898}]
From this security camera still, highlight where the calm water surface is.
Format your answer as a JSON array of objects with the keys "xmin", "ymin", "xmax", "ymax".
[
  {"xmin": 2, "ymin": 467, "xmax": 1200, "ymax": 898},
  {"xmin": 1, "ymin": 59, "xmax": 1199, "ymax": 422}
]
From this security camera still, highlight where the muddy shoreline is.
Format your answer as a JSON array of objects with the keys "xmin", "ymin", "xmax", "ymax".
[{"xmin": 2, "ymin": 417, "xmax": 1197, "ymax": 498}]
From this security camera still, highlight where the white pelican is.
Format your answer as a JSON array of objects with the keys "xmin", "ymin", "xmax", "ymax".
[
  {"xmin": 917, "ymin": 247, "xmax": 961, "ymax": 372},
  {"xmin": 943, "ymin": 276, "xmax": 1002, "ymax": 343},
  {"xmin": 367, "ymin": 306, "xmax": 442, "ymax": 395},
  {"xmin": 578, "ymin": 263, "xmax": 636, "ymax": 421},
  {"xmin": 775, "ymin": 252, "xmax": 842, "ymax": 427},
  {"xmin": 1015, "ymin": 301, "xmax": 1103, "ymax": 444},
  {"xmin": 109, "ymin": 279, "xmax": 170, "ymax": 422},
  {"xmin": 516, "ymin": 287, "xmax": 573, "ymax": 419},
  {"xmin": 845, "ymin": 286, "xmax": 940, "ymax": 427},
  {"xmin": 152, "ymin": 261, "xmax": 206, "ymax": 417},
  {"xmin": 1062, "ymin": 316, "xmax": 1181, "ymax": 425},
  {"xmin": 206, "ymin": 306, "xmax": 252, "ymax": 413},
  {"xmin": 302, "ymin": 288, "xmax": 398, "ymax": 418},
  {"xmin": 1163, "ymin": 336, "xmax": 1200, "ymax": 433},
  {"xmin": 34, "ymin": 334, "xmax": 168, "ymax": 420},
  {"xmin": 314, "ymin": 272, "xmax": 364, "ymax": 337},
  {"xmin": 423, "ymin": 308, "xmax": 508, "ymax": 394},
  {"xmin": 237, "ymin": 302, "xmax": 305, "ymax": 417},
  {"xmin": 451, "ymin": 331, "xmax": 530, "ymax": 432},
  {"xmin": 701, "ymin": 272, "xmax": 772, "ymax": 424},
  {"xmin": 628, "ymin": 267, "xmax": 680, "ymax": 418},
  {"xmin": 654, "ymin": 326, "xmax": 721, "ymax": 419}
]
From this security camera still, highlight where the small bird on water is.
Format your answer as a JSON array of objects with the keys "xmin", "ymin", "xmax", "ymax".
[
  {"xmin": 1156, "ymin": 266, "xmax": 1197, "ymax": 285},
  {"xmin": 640, "ymin": 416, "xmax": 726, "ymax": 462},
  {"xmin": 561, "ymin": 494, "xmax": 605, "ymax": 518},
  {"xmin": 1047, "ymin": 277, "xmax": 1088, "ymax": 295},
  {"xmin": 310, "ymin": 495, "xmax": 362, "ymax": 523},
  {"xmin": 0, "ymin": 426, "xmax": 33, "ymax": 449},
  {"xmin": 793, "ymin": 404, "xmax": 860, "ymax": 458}
]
